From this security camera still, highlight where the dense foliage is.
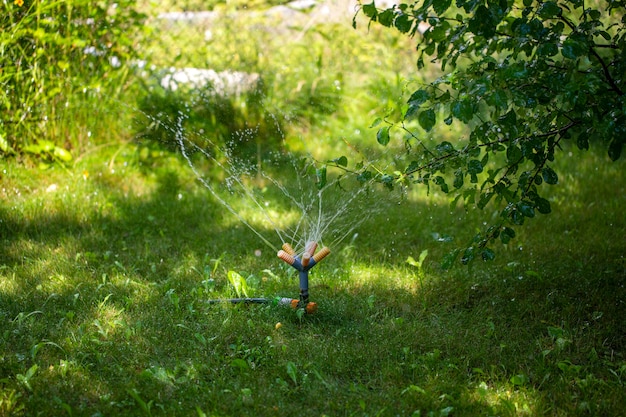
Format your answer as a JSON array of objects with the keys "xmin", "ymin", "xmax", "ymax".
[
  {"xmin": 352, "ymin": 0, "xmax": 625, "ymax": 265},
  {"xmin": 0, "ymin": 0, "xmax": 145, "ymax": 161}
]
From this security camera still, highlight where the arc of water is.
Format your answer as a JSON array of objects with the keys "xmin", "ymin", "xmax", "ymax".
[
  {"xmin": 135, "ymin": 103, "xmax": 398, "ymax": 255},
  {"xmin": 175, "ymin": 121, "xmax": 283, "ymax": 251}
]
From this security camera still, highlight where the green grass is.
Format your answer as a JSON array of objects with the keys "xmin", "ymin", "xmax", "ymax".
[{"xmin": 1, "ymin": 141, "xmax": 624, "ymax": 416}]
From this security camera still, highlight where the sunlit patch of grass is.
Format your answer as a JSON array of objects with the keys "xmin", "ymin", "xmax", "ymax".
[{"xmin": 466, "ymin": 381, "xmax": 541, "ymax": 416}]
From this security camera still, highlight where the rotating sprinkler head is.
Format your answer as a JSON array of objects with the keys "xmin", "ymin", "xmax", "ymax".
[{"xmin": 277, "ymin": 241, "xmax": 330, "ymax": 314}]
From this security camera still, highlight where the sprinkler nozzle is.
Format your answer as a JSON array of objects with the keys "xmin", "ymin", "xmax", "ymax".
[
  {"xmin": 312, "ymin": 246, "xmax": 330, "ymax": 263},
  {"xmin": 305, "ymin": 241, "xmax": 318, "ymax": 256},
  {"xmin": 281, "ymin": 243, "xmax": 296, "ymax": 256},
  {"xmin": 277, "ymin": 250, "xmax": 295, "ymax": 265},
  {"xmin": 301, "ymin": 252, "xmax": 311, "ymax": 267}
]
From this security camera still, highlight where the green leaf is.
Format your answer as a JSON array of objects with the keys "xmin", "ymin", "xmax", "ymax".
[
  {"xmin": 587, "ymin": 9, "xmax": 601, "ymax": 20},
  {"xmin": 451, "ymin": 99, "xmax": 474, "ymax": 123},
  {"xmin": 481, "ymin": 248, "xmax": 496, "ymax": 261},
  {"xmin": 537, "ymin": 42, "xmax": 559, "ymax": 57},
  {"xmin": 576, "ymin": 133, "xmax": 589, "ymax": 151},
  {"xmin": 562, "ymin": 34, "xmax": 589, "ymax": 59},
  {"xmin": 535, "ymin": 197, "xmax": 551, "ymax": 214},
  {"xmin": 541, "ymin": 166, "xmax": 558, "ymax": 184},
  {"xmin": 510, "ymin": 374, "xmax": 528, "ymax": 386},
  {"xmin": 405, "ymin": 160, "xmax": 420, "ymax": 174},
  {"xmin": 286, "ymin": 361, "xmax": 298, "ymax": 385},
  {"xmin": 468, "ymin": 5, "xmax": 497, "ymax": 38},
  {"xmin": 39, "ymin": 140, "xmax": 56, "ymax": 153},
  {"xmin": 377, "ymin": 126, "xmax": 390, "ymax": 146},
  {"xmin": 453, "ymin": 169, "xmax": 464, "ymax": 189},
  {"xmin": 506, "ymin": 144, "xmax": 523, "ymax": 164},
  {"xmin": 418, "ymin": 109, "xmax": 437, "ymax": 131},
  {"xmin": 418, "ymin": 249, "xmax": 429, "ymax": 264},
  {"xmin": 538, "ymin": 1, "xmax": 561, "ymax": 19},
  {"xmin": 441, "ymin": 249, "xmax": 460, "ymax": 269},
  {"xmin": 428, "ymin": 24, "xmax": 448, "ymax": 42},
  {"xmin": 500, "ymin": 226, "xmax": 516, "ymax": 244},
  {"xmin": 491, "ymin": 89, "xmax": 508, "ymax": 110},
  {"xmin": 461, "ymin": 246, "xmax": 475, "ymax": 264},
  {"xmin": 394, "ymin": 13, "xmax": 412, "ymax": 33},
  {"xmin": 433, "ymin": 0, "xmax": 452, "ymax": 14},
  {"xmin": 227, "ymin": 271, "xmax": 249, "ymax": 298},
  {"xmin": 434, "ymin": 176, "xmax": 449, "ymax": 193},
  {"xmin": 330, "ymin": 156, "xmax": 348, "ymax": 167},
  {"xmin": 505, "ymin": 63, "xmax": 529, "ymax": 80},
  {"xmin": 369, "ymin": 118, "xmax": 382, "ymax": 128},
  {"xmin": 362, "ymin": 2, "xmax": 378, "ymax": 19},
  {"xmin": 408, "ymin": 89, "xmax": 429, "ymax": 107},
  {"xmin": 53, "ymin": 146, "xmax": 72, "ymax": 162},
  {"xmin": 357, "ymin": 170, "xmax": 373, "ymax": 183},
  {"xmin": 316, "ymin": 165, "xmax": 327, "ymax": 189},
  {"xmin": 436, "ymin": 141, "xmax": 455, "ymax": 155},
  {"xmin": 378, "ymin": 9, "xmax": 395, "ymax": 27},
  {"xmin": 518, "ymin": 201, "xmax": 535, "ymax": 218},
  {"xmin": 468, "ymin": 159, "xmax": 483, "ymax": 175},
  {"xmin": 477, "ymin": 191, "xmax": 494, "ymax": 209},
  {"xmin": 407, "ymin": 249, "xmax": 428, "ymax": 268},
  {"xmin": 379, "ymin": 174, "xmax": 395, "ymax": 190},
  {"xmin": 440, "ymin": 406, "xmax": 455, "ymax": 417},
  {"xmin": 511, "ymin": 207, "xmax": 525, "ymax": 225},
  {"xmin": 405, "ymin": 104, "xmax": 420, "ymax": 119}
]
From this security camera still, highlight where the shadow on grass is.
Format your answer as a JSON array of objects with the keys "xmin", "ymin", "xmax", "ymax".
[{"xmin": 0, "ymin": 149, "xmax": 624, "ymax": 415}]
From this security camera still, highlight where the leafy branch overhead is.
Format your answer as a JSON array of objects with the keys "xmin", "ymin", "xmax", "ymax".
[{"xmin": 342, "ymin": 0, "xmax": 625, "ymax": 266}]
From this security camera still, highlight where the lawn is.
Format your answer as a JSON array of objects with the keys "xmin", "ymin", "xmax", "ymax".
[{"xmin": 1, "ymin": 139, "xmax": 624, "ymax": 416}]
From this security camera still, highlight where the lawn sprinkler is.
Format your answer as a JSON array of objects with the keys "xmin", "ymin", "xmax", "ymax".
[
  {"xmin": 206, "ymin": 241, "xmax": 330, "ymax": 315},
  {"xmin": 276, "ymin": 241, "xmax": 330, "ymax": 314}
]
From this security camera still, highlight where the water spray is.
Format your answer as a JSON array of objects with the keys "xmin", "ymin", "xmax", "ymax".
[{"xmin": 207, "ymin": 241, "xmax": 330, "ymax": 315}]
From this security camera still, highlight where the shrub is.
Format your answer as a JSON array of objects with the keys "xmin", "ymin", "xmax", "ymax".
[{"xmin": 0, "ymin": 0, "xmax": 146, "ymax": 159}]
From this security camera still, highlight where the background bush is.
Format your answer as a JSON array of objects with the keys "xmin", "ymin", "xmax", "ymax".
[{"xmin": 0, "ymin": 0, "xmax": 146, "ymax": 161}]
